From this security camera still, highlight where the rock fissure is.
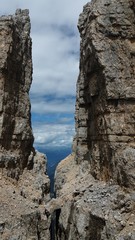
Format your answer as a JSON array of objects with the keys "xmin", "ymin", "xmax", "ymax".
[{"xmin": 1, "ymin": 1, "xmax": 135, "ymax": 239}]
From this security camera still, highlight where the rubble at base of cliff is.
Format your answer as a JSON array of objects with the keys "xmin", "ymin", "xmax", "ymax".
[
  {"xmin": 1, "ymin": 0, "xmax": 135, "ymax": 239},
  {"xmin": 53, "ymin": 154, "xmax": 135, "ymax": 240},
  {"xmin": 0, "ymin": 151, "xmax": 51, "ymax": 240}
]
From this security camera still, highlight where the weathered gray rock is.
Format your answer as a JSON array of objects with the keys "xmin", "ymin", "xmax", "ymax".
[
  {"xmin": 0, "ymin": 9, "xmax": 33, "ymax": 179},
  {"xmin": 54, "ymin": 0, "xmax": 135, "ymax": 239},
  {"xmin": 0, "ymin": 151, "xmax": 51, "ymax": 240},
  {"xmin": 0, "ymin": 10, "xmax": 51, "ymax": 240},
  {"xmin": 75, "ymin": 0, "xmax": 135, "ymax": 188},
  {"xmin": 55, "ymin": 155, "xmax": 135, "ymax": 240}
]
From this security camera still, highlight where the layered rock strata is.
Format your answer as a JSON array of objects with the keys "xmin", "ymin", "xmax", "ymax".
[
  {"xmin": 0, "ymin": 10, "xmax": 51, "ymax": 240},
  {"xmin": 54, "ymin": 0, "xmax": 135, "ymax": 239},
  {"xmin": 0, "ymin": 9, "xmax": 33, "ymax": 179},
  {"xmin": 75, "ymin": 0, "xmax": 135, "ymax": 189}
]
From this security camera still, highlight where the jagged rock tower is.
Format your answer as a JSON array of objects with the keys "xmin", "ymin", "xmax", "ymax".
[
  {"xmin": 1, "ymin": 1, "xmax": 135, "ymax": 239},
  {"xmin": 0, "ymin": 10, "xmax": 51, "ymax": 240},
  {"xmin": 0, "ymin": 9, "xmax": 33, "ymax": 179},
  {"xmin": 55, "ymin": 0, "xmax": 135, "ymax": 239}
]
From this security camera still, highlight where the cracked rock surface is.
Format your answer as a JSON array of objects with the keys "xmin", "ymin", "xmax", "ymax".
[
  {"xmin": 55, "ymin": 155, "xmax": 135, "ymax": 240},
  {"xmin": 0, "ymin": 10, "xmax": 51, "ymax": 240},
  {"xmin": 54, "ymin": 0, "xmax": 135, "ymax": 239}
]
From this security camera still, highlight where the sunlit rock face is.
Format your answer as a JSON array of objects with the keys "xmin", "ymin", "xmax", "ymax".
[
  {"xmin": 75, "ymin": 0, "xmax": 135, "ymax": 189},
  {"xmin": 0, "ymin": 9, "xmax": 33, "ymax": 179},
  {"xmin": 54, "ymin": 1, "xmax": 135, "ymax": 239},
  {"xmin": 0, "ymin": 10, "xmax": 51, "ymax": 240}
]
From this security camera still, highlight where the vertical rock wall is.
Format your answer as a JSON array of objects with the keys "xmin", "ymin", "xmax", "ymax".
[
  {"xmin": 1, "ymin": 2, "xmax": 135, "ymax": 239},
  {"xmin": 75, "ymin": 0, "xmax": 135, "ymax": 188},
  {"xmin": 0, "ymin": 10, "xmax": 51, "ymax": 240},
  {"xmin": 54, "ymin": 1, "xmax": 135, "ymax": 239},
  {"xmin": 0, "ymin": 9, "xmax": 33, "ymax": 179}
]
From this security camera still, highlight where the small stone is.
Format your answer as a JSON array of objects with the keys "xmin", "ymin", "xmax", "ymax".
[
  {"xmin": 114, "ymin": 215, "xmax": 122, "ymax": 222},
  {"xmin": 129, "ymin": 222, "xmax": 134, "ymax": 226},
  {"xmin": 120, "ymin": 221, "xmax": 126, "ymax": 227}
]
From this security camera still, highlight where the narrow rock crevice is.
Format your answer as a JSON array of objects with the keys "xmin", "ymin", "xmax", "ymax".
[{"xmin": 1, "ymin": 1, "xmax": 135, "ymax": 239}]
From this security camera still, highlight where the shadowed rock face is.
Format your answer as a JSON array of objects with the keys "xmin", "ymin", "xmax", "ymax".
[
  {"xmin": 0, "ymin": 9, "xmax": 34, "ymax": 179},
  {"xmin": 0, "ymin": 10, "xmax": 51, "ymax": 240},
  {"xmin": 54, "ymin": 1, "xmax": 135, "ymax": 239},
  {"xmin": 75, "ymin": 0, "xmax": 135, "ymax": 189},
  {"xmin": 1, "ymin": 2, "xmax": 135, "ymax": 239}
]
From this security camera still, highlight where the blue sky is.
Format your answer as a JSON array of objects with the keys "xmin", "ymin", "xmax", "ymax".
[{"xmin": 0, "ymin": 0, "xmax": 87, "ymax": 150}]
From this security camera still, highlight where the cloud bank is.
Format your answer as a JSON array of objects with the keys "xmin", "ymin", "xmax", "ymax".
[{"xmin": 0, "ymin": 0, "xmax": 87, "ymax": 149}]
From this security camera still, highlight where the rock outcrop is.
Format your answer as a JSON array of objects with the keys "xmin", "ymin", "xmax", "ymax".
[
  {"xmin": 1, "ymin": 2, "xmax": 135, "ymax": 239},
  {"xmin": 75, "ymin": 0, "xmax": 135, "ymax": 189},
  {"xmin": 54, "ymin": 0, "xmax": 135, "ymax": 239},
  {"xmin": 0, "ymin": 9, "xmax": 33, "ymax": 179},
  {"xmin": 0, "ymin": 10, "xmax": 51, "ymax": 240}
]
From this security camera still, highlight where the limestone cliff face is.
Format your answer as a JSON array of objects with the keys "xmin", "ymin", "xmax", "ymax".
[
  {"xmin": 75, "ymin": 0, "xmax": 135, "ymax": 188},
  {"xmin": 0, "ymin": 9, "xmax": 33, "ymax": 179},
  {"xmin": 54, "ymin": 1, "xmax": 135, "ymax": 239},
  {"xmin": 0, "ymin": 10, "xmax": 51, "ymax": 240}
]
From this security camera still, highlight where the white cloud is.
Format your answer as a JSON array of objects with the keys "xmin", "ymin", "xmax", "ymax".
[
  {"xmin": 0, "ymin": 0, "xmax": 86, "ymax": 99},
  {"xmin": 31, "ymin": 98, "xmax": 75, "ymax": 114},
  {"xmin": 33, "ymin": 122, "xmax": 75, "ymax": 149},
  {"xmin": 0, "ymin": 0, "xmax": 88, "ymax": 148},
  {"xmin": 30, "ymin": 21, "xmax": 79, "ymax": 99}
]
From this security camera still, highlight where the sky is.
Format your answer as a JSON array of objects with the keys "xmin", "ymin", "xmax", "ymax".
[{"xmin": 0, "ymin": 0, "xmax": 87, "ymax": 150}]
